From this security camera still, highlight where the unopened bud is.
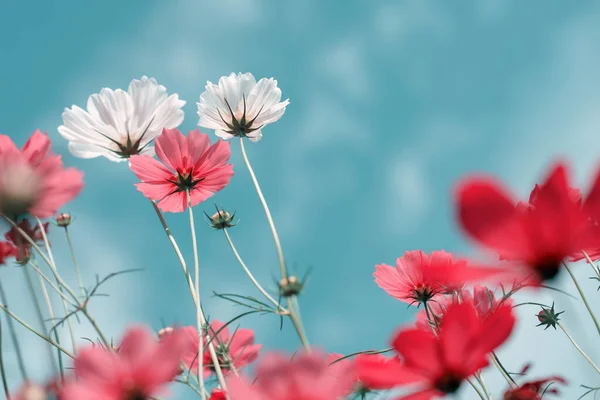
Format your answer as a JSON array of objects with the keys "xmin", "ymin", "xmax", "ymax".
[
  {"xmin": 15, "ymin": 246, "xmax": 31, "ymax": 265},
  {"xmin": 56, "ymin": 212, "xmax": 72, "ymax": 227},
  {"xmin": 0, "ymin": 164, "xmax": 40, "ymax": 216},
  {"xmin": 206, "ymin": 209, "xmax": 237, "ymax": 230},
  {"xmin": 158, "ymin": 326, "xmax": 174, "ymax": 339},
  {"xmin": 279, "ymin": 276, "xmax": 304, "ymax": 297},
  {"xmin": 536, "ymin": 303, "xmax": 563, "ymax": 330}
]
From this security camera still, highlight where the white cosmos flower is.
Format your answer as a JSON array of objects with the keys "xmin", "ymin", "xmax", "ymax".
[
  {"xmin": 197, "ymin": 72, "xmax": 289, "ymax": 142},
  {"xmin": 58, "ymin": 76, "xmax": 185, "ymax": 162}
]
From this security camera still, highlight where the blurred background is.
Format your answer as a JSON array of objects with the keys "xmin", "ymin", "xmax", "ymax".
[{"xmin": 2, "ymin": 0, "xmax": 600, "ymax": 398}]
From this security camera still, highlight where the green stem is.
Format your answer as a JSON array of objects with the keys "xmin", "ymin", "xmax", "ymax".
[
  {"xmin": 491, "ymin": 351, "xmax": 516, "ymax": 387},
  {"xmin": 563, "ymin": 262, "xmax": 600, "ymax": 337},
  {"xmin": 239, "ymin": 138, "xmax": 310, "ymax": 350},
  {"xmin": 64, "ymin": 226, "xmax": 86, "ymax": 298},
  {"xmin": 558, "ymin": 322, "xmax": 600, "ymax": 375},
  {"xmin": 0, "ymin": 312, "xmax": 11, "ymax": 400},
  {"xmin": 0, "ymin": 280, "xmax": 28, "ymax": 380}
]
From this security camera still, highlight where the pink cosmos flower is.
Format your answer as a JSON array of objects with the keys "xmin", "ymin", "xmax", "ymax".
[
  {"xmin": 227, "ymin": 351, "xmax": 356, "ymax": 400},
  {"xmin": 176, "ymin": 320, "xmax": 261, "ymax": 377},
  {"xmin": 0, "ymin": 241, "xmax": 17, "ymax": 265},
  {"xmin": 60, "ymin": 326, "xmax": 191, "ymax": 400},
  {"xmin": 129, "ymin": 128, "xmax": 234, "ymax": 213},
  {"xmin": 0, "ymin": 130, "xmax": 84, "ymax": 218}
]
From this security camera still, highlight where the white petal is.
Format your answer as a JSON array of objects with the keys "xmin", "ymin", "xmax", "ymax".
[
  {"xmin": 215, "ymin": 130, "xmax": 236, "ymax": 141},
  {"xmin": 253, "ymin": 98, "xmax": 289, "ymax": 127},
  {"xmin": 86, "ymin": 88, "xmax": 133, "ymax": 139},
  {"xmin": 246, "ymin": 78, "xmax": 280, "ymax": 117},
  {"xmin": 246, "ymin": 129, "xmax": 263, "ymax": 142}
]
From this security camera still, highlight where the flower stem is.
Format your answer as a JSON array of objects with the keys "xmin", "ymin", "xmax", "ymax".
[
  {"xmin": 563, "ymin": 262, "xmax": 600, "ymax": 337},
  {"xmin": 558, "ymin": 322, "xmax": 600, "ymax": 375},
  {"xmin": 23, "ymin": 263, "xmax": 60, "ymax": 378},
  {"xmin": 581, "ymin": 250, "xmax": 600, "ymax": 279},
  {"xmin": 0, "ymin": 317, "xmax": 9, "ymax": 400},
  {"xmin": 35, "ymin": 218, "xmax": 77, "ymax": 353},
  {"xmin": 0, "ymin": 280, "xmax": 28, "ymax": 381},
  {"xmin": 239, "ymin": 138, "xmax": 310, "ymax": 350},
  {"xmin": 63, "ymin": 226, "xmax": 86, "ymax": 298},
  {"xmin": 187, "ymin": 191, "xmax": 228, "ymax": 394},
  {"xmin": 491, "ymin": 351, "xmax": 516, "ymax": 388},
  {"xmin": 222, "ymin": 229, "xmax": 287, "ymax": 312}
]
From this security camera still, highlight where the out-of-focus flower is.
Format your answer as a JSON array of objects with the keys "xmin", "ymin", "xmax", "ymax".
[
  {"xmin": 130, "ymin": 128, "xmax": 233, "ymax": 213},
  {"xmin": 60, "ymin": 326, "xmax": 191, "ymax": 400},
  {"xmin": 227, "ymin": 351, "xmax": 355, "ymax": 400},
  {"xmin": 0, "ymin": 131, "xmax": 84, "ymax": 218},
  {"xmin": 5, "ymin": 219, "xmax": 48, "ymax": 246},
  {"xmin": 209, "ymin": 388, "xmax": 228, "ymax": 400},
  {"xmin": 374, "ymin": 250, "xmax": 470, "ymax": 305},
  {"xmin": 356, "ymin": 302, "xmax": 516, "ymax": 399},
  {"xmin": 457, "ymin": 162, "xmax": 600, "ymax": 283},
  {"xmin": 197, "ymin": 72, "xmax": 289, "ymax": 142},
  {"xmin": 329, "ymin": 352, "xmax": 387, "ymax": 397},
  {"xmin": 12, "ymin": 382, "xmax": 47, "ymax": 400},
  {"xmin": 175, "ymin": 321, "xmax": 260, "ymax": 377},
  {"xmin": 279, "ymin": 275, "xmax": 304, "ymax": 297},
  {"xmin": 59, "ymin": 76, "xmax": 185, "ymax": 162},
  {"xmin": 0, "ymin": 241, "xmax": 18, "ymax": 265},
  {"xmin": 503, "ymin": 376, "xmax": 566, "ymax": 400}
]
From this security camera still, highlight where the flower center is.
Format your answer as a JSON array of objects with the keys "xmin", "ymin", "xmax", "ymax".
[
  {"xmin": 0, "ymin": 164, "xmax": 40, "ymax": 217},
  {"xmin": 534, "ymin": 258, "xmax": 562, "ymax": 281},
  {"xmin": 217, "ymin": 95, "xmax": 264, "ymax": 138},
  {"xmin": 434, "ymin": 372, "xmax": 463, "ymax": 394},
  {"xmin": 123, "ymin": 386, "xmax": 147, "ymax": 400},
  {"xmin": 410, "ymin": 285, "xmax": 435, "ymax": 304},
  {"xmin": 169, "ymin": 169, "xmax": 204, "ymax": 192}
]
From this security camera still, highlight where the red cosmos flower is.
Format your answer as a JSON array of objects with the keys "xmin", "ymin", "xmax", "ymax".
[
  {"xmin": 374, "ymin": 250, "xmax": 469, "ymax": 305},
  {"xmin": 457, "ymin": 162, "xmax": 600, "ymax": 283},
  {"xmin": 209, "ymin": 388, "xmax": 228, "ymax": 400},
  {"xmin": 60, "ymin": 326, "xmax": 191, "ymax": 400},
  {"xmin": 5, "ymin": 219, "xmax": 49, "ymax": 245},
  {"xmin": 503, "ymin": 376, "xmax": 566, "ymax": 400},
  {"xmin": 129, "ymin": 128, "xmax": 234, "ymax": 213},
  {"xmin": 176, "ymin": 321, "xmax": 261, "ymax": 377},
  {"xmin": 227, "ymin": 351, "xmax": 356, "ymax": 400},
  {"xmin": 356, "ymin": 302, "xmax": 516, "ymax": 400},
  {"xmin": 0, "ymin": 130, "xmax": 84, "ymax": 218},
  {"xmin": 0, "ymin": 241, "xmax": 17, "ymax": 265}
]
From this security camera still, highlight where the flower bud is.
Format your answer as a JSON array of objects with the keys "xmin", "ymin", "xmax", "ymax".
[
  {"xmin": 209, "ymin": 388, "xmax": 227, "ymax": 400},
  {"xmin": 0, "ymin": 164, "xmax": 40, "ymax": 216},
  {"xmin": 279, "ymin": 275, "xmax": 304, "ymax": 297},
  {"xmin": 206, "ymin": 209, "xmax": 236, "ymax": 230},
  {"xmin": 536, "ymin": 303, "xmax": 563, "ymax": 330},
  {"xmin": 56, "ymin": 212, "xmax": 72, "ymax": 227},
  {"xmin": 158, "ymin": 326, "xmax": 174, "ymax": 339},
  {"xmin": 15, "ymin": 246, "xmax": 31, "ymax": 266}
]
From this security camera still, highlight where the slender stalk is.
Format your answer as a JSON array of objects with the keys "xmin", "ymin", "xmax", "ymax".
[
  {"xmin": 187, "ymin": 191, "xmax": 228, "ymax": 393},
  {"xmin": 35, "ymin": 218, "xmax": 77, "ymax": 353},
  {"xmin": 223, "ymin": 229, "xmax": 286, "ymax": 312},
  {"xmin": 582, "ymin": 250, "xmax": 600, "ymax": 279},
  {"xmin": 28, "ymin": 262, "xmax": 77, "ymax": 307},
  {"xmin": 475, "ymin": 373, "xmax": 493, "ymax": 400},
  {"xmin": 558, "ymin": 322, "xmax": 600, "ymax": 375},
  {"xmin": 288, "ymin": 296, "xmax": 310, "ymax": 349},
  {"xmin": 23, "ymin": 264, "xmax": 60, "ymax": 377},
  {"xmin": 64, "ymin": 226, "xmax": 86, "ymax": 298},
  {"xmin": 466, "ymin": 378, "xmax": 487, "ymax": 400},
  {"xmin": 0, "ymin": 280, "xmax": 28, "ymax": 380},
  {"xmin": 0, "ymin": 311, "xmax": 11, "ymax": 400},
  {"xmin": 491, "ymin": 352, "xmax": 516, "ymax": 387},
  {"xmin": 239, "ymin": 138, "xmax": 310, "ymax": 350},
  {"xmin": 563, "ymin": 262, "xmax": 600, "ymax": 337}
]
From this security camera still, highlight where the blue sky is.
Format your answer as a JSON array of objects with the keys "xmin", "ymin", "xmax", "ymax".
[{"xmin": 2, "ymin": 0, "xmax": 600, "ymax": 398}]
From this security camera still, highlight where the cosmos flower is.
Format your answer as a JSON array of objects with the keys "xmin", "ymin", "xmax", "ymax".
[
  {"xmin": 0, "ymin": 130, "xmax": 84, "ymax": 218},
  {"xmin": 59, "ymin": 76, "xmax": 185, "ymax": 161},
  {"xmin": 456, "ymin": 162, "xmax": 600, "ymax": 283},
  {"xmin": 197, "ymin": 72, "xmax": 289, "ymax": 142},
  {"xmin": 60, "ymin": 326, "xmax": 191, "ymax": 400},
  {"xmin": 0, "ymin": 241, "xmax": 17, "ymax": 265},
  {"xmin": 227, "ymin": 351, "xmax": 355, "ymax": 400},
  {"xmin": 356, "ymin": 302, "xmax": 516, "ymax": 400},
  {"xmin": 176, "ymin": 320, "xmax": 261, "ymax": 377},
  {"xmin": 129, "ymin": 128, "xmax": 234, "ymax": 213},
  {"xmin": 503, "ymin": 376, "xmax": 566, "ymax": 400}
]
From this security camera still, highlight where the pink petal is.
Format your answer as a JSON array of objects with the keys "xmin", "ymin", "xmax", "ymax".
[
  {"xmin": 130, "ymin": 155, "xmax": 173, "ymax": 182},
  {"xmin": 135, "ymin": 182, "xmax": 176, "ymax": 202},
  {"xmin": 186, "ymin": 129, "xmax": 212, "ymax": 166},
  {"xmin": 118, "ymin": 326, "xmax": 157, "ymax": 368},
  {"xmin": 355, "ymin": 354, "xmax": 425, "ymax": 390},
  {"xmin": 155, "ymin": 128, "xmax": 188, "ymax": 171},
  {"xmin": 195, "ymin": 139, "xmax": 232, "ymax": 173},
  {"xmin": 21, "ymin": 130, "xmax": 51, "ymax": 165},
  {"xmin": 392, "ymin": 329, "xmax": 441, "ymax": 377},
  {"xmin": 157, "ymin": 191, "xmax": 187, "ymax": 213}
]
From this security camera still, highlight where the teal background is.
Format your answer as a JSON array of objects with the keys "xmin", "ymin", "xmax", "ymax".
[{"xmin": 2, "ymin": 1, "xmax": 600, "ymax": 398}]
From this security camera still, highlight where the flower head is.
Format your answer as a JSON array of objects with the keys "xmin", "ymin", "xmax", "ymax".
[
  {"xmin": 176, "ymin": 321, "xmax": 260, "ymax": 377},
  {"xmin": 357, "ymin": 302, "xmax": 516, "ymax": 399},
  {"xmin": 227, "ymin": 350, "xmax": 355, "ymax": 400},
  {"xmin": 197, "ymin": 72, "xmax": 289, "ymax": 142},
  {"xmin": 457, "ymin": 162, "xmax": 600, "ymax": 283},
  {"xmin": 59, "ymin": 76, "xmax": 185, "ymax": 161},
  {"xmin": 130, "ymin": 128, "xmax": 234, "ymax": 213},
  {"xmin": 56, "ymin": 212, "xmax": 72, "ymax": 227},
  {"xmin": 374, "ymin": 250, "xmax": 469, "ymax": 306},
  {"xmin": 503, "ymin": 376, "xmax": 566, "ymax": 400},
  {"xmin": 536, "ymin": 303, "xmax": 564, "ymax": 330},
  {"xmin": 60, "ymin": 326, "xmax": 191, "ymax": 400},
  {"xmin": 206, "ymin": 208, "xmax": 237, "ymax": 230},
  {"xmin": 0, "ymin": 131, "xmax": 84, "ymax": 218}
]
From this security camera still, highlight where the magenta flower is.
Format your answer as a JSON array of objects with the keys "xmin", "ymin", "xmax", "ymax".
[
  {"xmin": 129, "ymin": 128, "xmax": 234, "ymax": 213},
  {"xmin": 227, "ymin": 351, "xmax": 355, "ymax": 400},
  {"xmin": 0, "ymin": 130, "xmax": 83, "ymax": 218},
  {"xmin": 60, "ymin": 326, "xmax": 191, "ymax": 400}
]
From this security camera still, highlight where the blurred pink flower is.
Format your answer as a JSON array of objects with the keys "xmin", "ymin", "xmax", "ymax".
[
  {"xmin": 227, "ymin": 351, "xmax": 355, "ymax": 400},
  {"xmin": 60, "ymin": 326, "xmax": 191, "ymax": 400},
  {"xmin": 0, "ymin": 241, "xmax": 17, "ymax": 265},
  {"xmin": 130, "ymin": 128, "xmax": 233, "ymax": 213},
  {"xmin": 12, "ymin": 382, "xmax": 47, "ymax": 400},
  {"xmin": 0, "ymin": 130, "xmax": 84, "ymax": 218},
  {"xmin": 177, "ymin": 320, "xmax": 261, "ymax": 377}
]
